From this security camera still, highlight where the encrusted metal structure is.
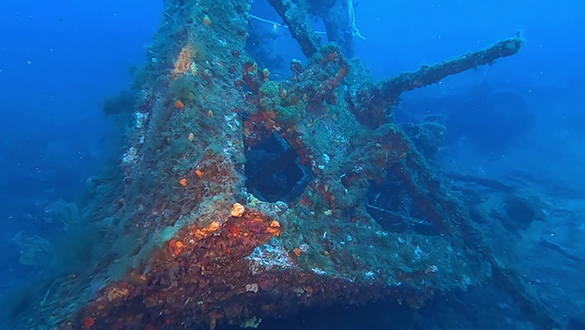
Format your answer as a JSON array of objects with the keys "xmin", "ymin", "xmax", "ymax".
[{"xmin": 10, "ymin": 1, "xmax": 561, "ymax": 330}]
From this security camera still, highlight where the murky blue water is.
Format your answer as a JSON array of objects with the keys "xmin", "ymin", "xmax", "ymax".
[{"xmin": 1, "ymin": 0, "xmax": 584, "ymax": 328}]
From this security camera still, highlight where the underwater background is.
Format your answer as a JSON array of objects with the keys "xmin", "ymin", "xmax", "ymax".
[{"xmin": 1, "ymin": 0, "xmax": 584, "ymax": 329}]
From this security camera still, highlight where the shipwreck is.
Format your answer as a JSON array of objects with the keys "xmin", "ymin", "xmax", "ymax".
[{"xmin": 7, "ymin": 0, "xmax": 562, "ymax": 329}]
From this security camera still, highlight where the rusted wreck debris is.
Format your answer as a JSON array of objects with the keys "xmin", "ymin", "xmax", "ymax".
[{"xmin": 16, "ymin": 0, "xmax": 560, "ymax": 330}]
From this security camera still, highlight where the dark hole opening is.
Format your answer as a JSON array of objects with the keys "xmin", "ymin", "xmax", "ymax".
[
  {"xmin": 366, "ymin": 173, "xmax": 439, "ymax": 236},
  {"xmin": 244, "ymin": 133, "xmax": 311, "ymax": 203}
]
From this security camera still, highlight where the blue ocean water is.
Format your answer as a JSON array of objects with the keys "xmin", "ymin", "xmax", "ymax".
[
  {"xmin": 0, "ymin": 0, "xmax": 162, "ymax": 292},
  {"xmin": 1, "ymin": 0, "xmax": 584, "ymax": 329}
]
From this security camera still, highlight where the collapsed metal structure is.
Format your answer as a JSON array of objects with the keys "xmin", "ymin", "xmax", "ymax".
[{"xmin": 12, "ymin": 0, "xmax": 561, "ymax": 329}]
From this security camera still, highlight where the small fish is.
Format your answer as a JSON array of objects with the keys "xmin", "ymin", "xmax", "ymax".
[{"xmin": 215, "ymin": 61, "xmax": 225, "ymax": 67}]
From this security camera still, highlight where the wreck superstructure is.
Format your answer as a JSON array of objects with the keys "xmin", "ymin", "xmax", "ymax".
[{"xmin": 9, "ymin": 0, "xmax": 561, "ymax": 329}]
